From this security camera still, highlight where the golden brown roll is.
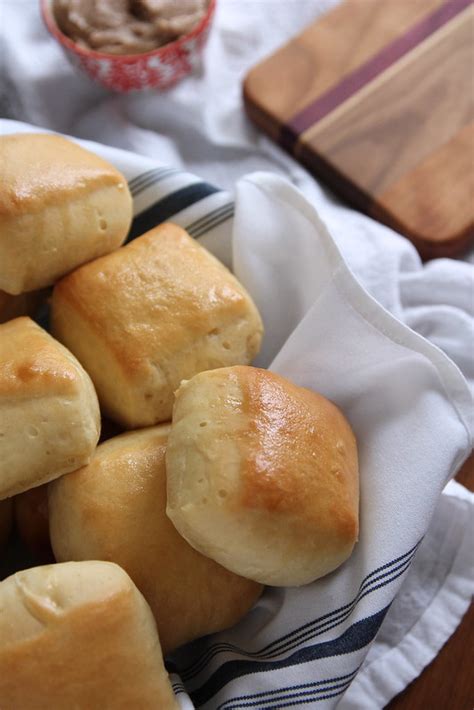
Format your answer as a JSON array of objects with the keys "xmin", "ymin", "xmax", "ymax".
[
  {"xmin": 0, "ymin": 317, "xmax": 100, "ymax": 500},
  {"xmin": 51, "ymin": 222, "xmax": 263, "ymax": 428},
  {"xmin": 49, "ymin": 425, "xmax": 263, "ymax": 654},
  {"xmin": 0, "ymin": 561, "xmax": 178, "ymax": 709},
  {"xmin": 0, "ymin": 133, "xmax": 132, "ymax": 295},
  {"xmin": 166, "ymin": 366, "xmax": 359, "ymax": 587},
  {"xmin": 14, "ymin": 485, "xmax": 53, "ymax": 562},
  {"xmin": 0, "ymin": 498, "xmax": 13, "ymax": 551}
]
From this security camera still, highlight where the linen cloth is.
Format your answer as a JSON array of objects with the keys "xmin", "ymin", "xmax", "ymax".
[
  {"xmin": 1, "ymin": 117, "xmax": 472, "ymax": 709},
  {"xmin": 1, "ymin": 1, "xmax": 473, "ymax": 707}
]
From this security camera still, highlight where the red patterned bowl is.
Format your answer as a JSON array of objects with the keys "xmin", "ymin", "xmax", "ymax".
[{"xmin": 40, "ymin": 0, "xmax": 216, "ymax": 93}]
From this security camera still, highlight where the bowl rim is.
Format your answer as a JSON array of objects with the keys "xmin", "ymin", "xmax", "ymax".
[{"xmin": 40, "ymin": 0, "xmax": 216, "ymax": 62}]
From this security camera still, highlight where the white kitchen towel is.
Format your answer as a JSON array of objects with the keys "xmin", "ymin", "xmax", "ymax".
[{"xmin": 1, "ymin": 119, "xmax": 472, "ymax": 709}]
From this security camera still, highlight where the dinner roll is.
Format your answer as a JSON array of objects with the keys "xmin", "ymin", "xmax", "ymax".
[
  {"xmin": 0, "ymin": 561, "xmax": 178, "ymax": 709},
  {"xmin": 51, "ymin": 222, "xmax": 263, "ymax": 428},
  {"xmin": 49, "ymin": 425, "xmax": 263, "ymax": 654},
  {"xmin": 0, "ymin": 317, "xmax": 100, "ymax": 500},
  {"xmin": 0, "ymin": 498, "xmax": 13, "ymax": 551},
  {"xmin": 0, "ymin": 133, "xmax": 132, "ymax": 294},
  {"xmin": 166, "ymin": 366, "xmax": 359, "ymax": 587},
  {"xmin": 14, "ymin": 485, "xmax": 52, "ymax": 562}
]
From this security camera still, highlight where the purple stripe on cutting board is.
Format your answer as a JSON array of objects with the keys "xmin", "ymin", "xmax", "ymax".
[{"xmin": 281, "ymin": 0, "xmax": 472, "ymax": 150}]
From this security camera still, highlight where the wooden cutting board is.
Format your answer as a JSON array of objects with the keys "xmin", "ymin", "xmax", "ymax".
[{"xmin": 244, "ymin": 0, "xmax": 474, "ymax": 260}]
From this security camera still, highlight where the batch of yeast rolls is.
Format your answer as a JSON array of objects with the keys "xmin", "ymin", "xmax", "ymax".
[{"xmin": 0, "ymin": 133, "xmax": 359, "ymax": 708}]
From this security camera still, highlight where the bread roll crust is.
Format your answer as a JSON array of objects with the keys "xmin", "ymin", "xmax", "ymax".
[
  {"xmin": 0, "ymin": 317, "xmax": 82, "ymax": 398},
  {"xmin": 51, "ymin": 223, "xmax": 263, "ymax": 427},
  {"xmin": 49, "ymin": 425, "xmax": 263, "ymax": 654},
  {"xmin": 0, "ymin": 561, "xmax": 178, "ymax": 709},
  {"xmin": 0, "ymin": 317, "xmax": 100, "ymax": 499},
  {"xmin": 166, "ymin": 366, "xmax": 359, "ymax": 587},
  {"xmin": 0, "ymin": 133, "xmax": 132, "ymax": 294}
]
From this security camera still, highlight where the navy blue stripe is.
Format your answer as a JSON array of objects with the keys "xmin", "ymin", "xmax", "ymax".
[
  {"xmin": 248, "ymin": 553, "xmax": 416, "ymax": 660},
  {"xmin": 186, "ymin": 202, "xmax": 234, "ymax": 235},
  {"xmin": 128, "ymin": 167, "xmax": 172, "ymax": 190},
  {"xmin": 281, "ymin": 556, "xmax": 412, "ymax": 656},
  {"xmin": 183, "ymin": 540, "xmax": 421, "ymax": 675},
  {"xmin": 181, "ymin": 541, "xmax": 421, "ymax": 680},
  {"xmin": 130, "ymin": 168, "xmax": 180, "ymax": 196},
  {"xmin": 261, "ymin": 682, "xmax": 354, "ymax": 709},
  {"xmin": 254, "ymin": 540, "xmax": 420, "ymax": 654},
  {"xmin": 183, "ymin": 554, "xmax": 413, "ymax": 684},
  {"xmin": 188, "ymin": 607, "xmax": 389, "ymax": 707},
  {"xmin": 130, "ymin": 174, "xmax": 176, "ymax": 197},
  {"xmin": 173, "ymin": 687, "xmax": 187, "ymax": 696},
  {"xmin": 187, "ymin": 541, "xmax": 416, "ymax": 674},
  {"xmin": 218, "ymin": 669, "xmax": 359, "ymax": 710},
  {"xmin": 240, "ymin": 556, "xmax": 414, "ymax": 668},
  {"xmin": 224, "ymin": 678, "xmax": 355, "ymax": 709},
  {"xmin": 129, "ymin": 169, "xmax": 163, "ymax": 193},
  {"xmin": 128, "ymin": 168, "xmax": 157, "ymax": 187},
  {"xmin": 255, "ymin": 553, "xmax": 416, "ymax": 660},
  {"xmin": 226, "ymin": 683, "xmax": 354, "ymax": 709},
  {"xmin": 127, "ymin": 183, "xmax": 221, "ymax": 241},
  {"xmin": 192, "ymin": 207, "xmax": 235, "ymax": 239}
]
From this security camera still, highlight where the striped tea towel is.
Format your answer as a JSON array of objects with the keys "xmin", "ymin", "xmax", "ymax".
[{"xmin": 1, "ymin": 120, "xmax": 472, "ymax": 710}]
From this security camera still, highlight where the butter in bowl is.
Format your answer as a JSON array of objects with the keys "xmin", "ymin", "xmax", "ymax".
[{"xmin": 40, "ymin": 0, "xmax": 217, "ymax": 92}]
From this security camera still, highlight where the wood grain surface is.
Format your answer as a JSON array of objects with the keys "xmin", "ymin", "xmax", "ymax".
[
  {"xmin": 374, "ymin": 123, "xmax": 474, "ymax": 258},
  {"xmin": 301, "ymin": 8, "xmax": 473, "ymax": 194},
  {"xmin": 244, "ymin": 0, "xmax": 474, "ymax": 260},
  {"xmin": 244, "ymin": 0, "xmax": 442, "ymax": 128}
]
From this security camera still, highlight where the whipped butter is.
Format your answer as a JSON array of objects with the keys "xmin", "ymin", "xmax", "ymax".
[{"xmin": 54, "ymin": 0, "xmax": 209, "ymax": 55}]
